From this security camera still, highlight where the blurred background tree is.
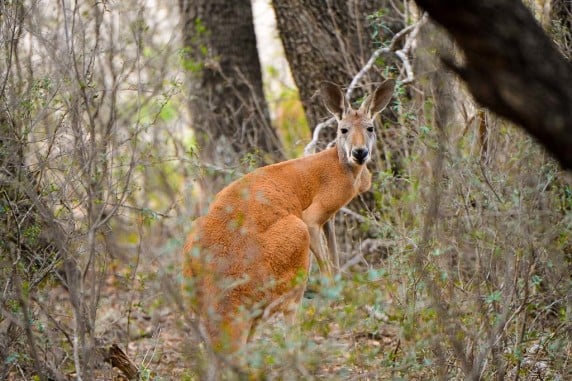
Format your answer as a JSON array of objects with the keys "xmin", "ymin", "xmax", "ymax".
[{"xmin": 179, "ymin": 0, "xmax": 284, "ymax": 174}]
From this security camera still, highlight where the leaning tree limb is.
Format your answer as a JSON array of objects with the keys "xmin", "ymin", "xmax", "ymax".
[{"xmin": 415, "ymin": 0, "xmax": 572, "ymax": 170}]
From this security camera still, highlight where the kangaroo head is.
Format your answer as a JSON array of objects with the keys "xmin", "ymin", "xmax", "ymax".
[{"xmin": 320, "ymin": 80, "xmax": 395, "ymax": 166}]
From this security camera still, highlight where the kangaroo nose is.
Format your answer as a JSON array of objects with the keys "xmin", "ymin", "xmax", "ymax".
[{"xmin": 351, "ymin": 148, "xmax": 369, "ymax": 163}]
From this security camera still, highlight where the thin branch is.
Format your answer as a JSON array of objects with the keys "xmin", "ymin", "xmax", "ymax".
[
  {"xmin": 347, "ymin": 14, "xmax": 427, "ymax": 99},
  {"xmin": 395, "ymin": 14, "xmax": 427, "ymax": 84},
  {"xmin": 340, "ymin": 251, "xmax": 366, "ymax": 273},
  {"xmin": 339, "ymin": 206, "xmax": 370, "ymax": 223},
  {"xmin": 303, "ymin": 117, "xmax": 336, "ymax": 156}
]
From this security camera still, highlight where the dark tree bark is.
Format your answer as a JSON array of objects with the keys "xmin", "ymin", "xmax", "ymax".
[
  {"xmin": 272, "ymin": 0, "xmax": 400, "ymax": 131},
  {"xmin": 414, "ymin": 0, "xmax": 572, "ymax": 170},
  {"xmin": 179, "ymin": 0, "xmax": 284, "ymax": 168}
]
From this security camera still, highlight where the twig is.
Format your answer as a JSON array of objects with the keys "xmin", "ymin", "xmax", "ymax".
[
  {"xmin": 479, "ymin": 160, "xmax": 503, "ymax": 203},
  {"xmin": 390, "ymin": 338, "xmax": 401, "ymax": 375},
  {"xmin": 340, "ymin": 251, "xmax": 366, "ymax": 273},
  {"xmin": 262, "ymin": 285, "xmax": 304, "ymax": 320},
  {"xmin": 395, "ymin": 14, "xmax": 427, "ymax": 84},
  {"xmin": 339, "ymin": 206, "xmax": 370, "ymax": 223},
  {"xmin": 303, "ymin": 117, "xmax": 336, "ymax": 156}
]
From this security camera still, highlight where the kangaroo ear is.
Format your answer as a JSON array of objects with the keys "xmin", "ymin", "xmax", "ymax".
[
  {"xmin": 362, "ymin": 79, "xmax": 395, "ymax": 118},
  {"xmin": 320, "ymin": 82, "xmax": 348, "ymax": 120}
]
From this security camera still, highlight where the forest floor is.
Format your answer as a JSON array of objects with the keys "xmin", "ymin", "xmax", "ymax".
[
  {"xmin": 10, "ymin": 216, "xmax": 567, "ymax": 380},
  {"xmin": 89, "ymin": 267, "xmax": 403, "ymax": 380},
  {"xmin": 58, "ymin": 248, "xmax": 405, "ymax": 380}
]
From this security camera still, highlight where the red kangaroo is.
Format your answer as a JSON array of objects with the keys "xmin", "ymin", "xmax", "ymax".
[{"xmin": 183, "ymin": 80, "xmax": 395, "ymax": 352}]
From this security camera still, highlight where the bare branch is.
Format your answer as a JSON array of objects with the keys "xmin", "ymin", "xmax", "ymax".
[
  {"xmin": 347, "ymin": 14, "xmax": 427, "ymax": 99},
  {"xmin": 303, "ymin": 117, "xmax": 336, "ymax": 156},
  {"xmin": 396, "ymin": 13, "xmax": 428, "ymax": 84}
]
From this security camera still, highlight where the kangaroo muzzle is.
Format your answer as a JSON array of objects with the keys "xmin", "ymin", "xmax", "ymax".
[{"xmin": 351, "ymin": 147, "xmax": 369, "ymax": 164}]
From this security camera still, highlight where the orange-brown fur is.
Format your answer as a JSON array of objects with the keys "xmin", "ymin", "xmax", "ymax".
[{"xmin": 183, "ymin": 80, "xmax": 395, "ymax": 352}]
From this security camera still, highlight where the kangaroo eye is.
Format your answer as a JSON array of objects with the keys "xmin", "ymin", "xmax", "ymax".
[
  {"xmin": 340, "ymin": 128, "xmax": 349, "ymax": 134},
  {"xmin": 367, "ymin": 126, "xmax": 374, "ymax": 132}
]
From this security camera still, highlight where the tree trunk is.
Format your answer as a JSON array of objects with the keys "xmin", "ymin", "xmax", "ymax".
[
  {"xmin": 272, "ymin": 1, "xmax": 409, "ymax": 265},
  {"xmin": 414, "ymin": 0, "xmax": 572, "ymax": 170},
  {"xmin": 179, "ymin": 0, "xmax": 284, "ymax": 169},
  {"xmin": 272, "ymin": 0, "xmax": 399, "ymax": 133}
]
